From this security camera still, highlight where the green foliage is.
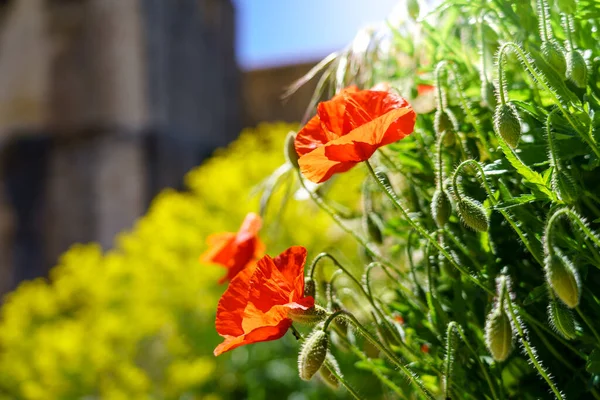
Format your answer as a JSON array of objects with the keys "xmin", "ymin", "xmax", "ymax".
[
  {"xmin": 270, "ymin": 1, "xmax": 600, "ymax": 399},
  {"xmin": 0, "ymin": 123, "xmax": 360, "ymax": 400}
]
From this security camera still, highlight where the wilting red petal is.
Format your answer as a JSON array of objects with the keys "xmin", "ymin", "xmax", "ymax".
[
  {"xmin": 200, "ymin": 213, "xmax": 265, "ymax": 283},
  {"xmin": 295, "ymin": 86, "xmax": 416, "ymax": 183},
  {"xmin": 214, "ymin": 246, "xmax": 314, "ymax": 356}
]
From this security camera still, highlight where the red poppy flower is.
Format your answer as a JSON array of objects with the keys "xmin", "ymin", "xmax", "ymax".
[
  {"xmin": 200, "ymin": 213, "xmax": 265, "ymax": 284},
  {"xmin": 417, "ymin": 84, "xmax": 435, "ymax": 96},
  {"xmin": 294, "ymin": 86, "xmax": 416, "ymax": 183},
  {"xmin": 214, "ymin": 246, "xmax": 314, "ymax": 356}
]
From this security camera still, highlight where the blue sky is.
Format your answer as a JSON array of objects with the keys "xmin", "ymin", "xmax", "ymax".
[{"xmin": 232, "ymin": 0, "xmax": 400, "ymax": 70}]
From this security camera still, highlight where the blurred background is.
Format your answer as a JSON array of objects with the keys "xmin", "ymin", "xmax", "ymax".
[
  {"xmin": 0, "ymin": 1, "xmax": 402, "ymax": 399},
  {"xmin": 0, "ymin": 0, "xmax": 399, "ymax": 293}
]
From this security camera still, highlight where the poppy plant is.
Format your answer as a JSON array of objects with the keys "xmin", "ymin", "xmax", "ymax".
[
  {"xmin": 214, "ymin": 246, "xmax": 314, "ymax": 356},
  {"xmin": 294, "ymin": 86, "xmax": 416, "ymax": 183},
  {"xmin": 200, "ymin": 212, "xmax": 265, "ymax": 284}
]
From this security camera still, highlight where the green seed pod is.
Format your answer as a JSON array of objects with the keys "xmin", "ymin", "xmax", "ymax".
[
  {"xmin": 289, "ymin": 305, "xmax": 328, "ymax": 325},
  {"xmin": 363, "ymin": 212, "xmax": 384, "ymax": 244},
  {"xmin": 434, "ymin": 109, "xmax": 457, "ymax": 147},
  {"xmin": 457, "ymin": 197, "xmax": 489, "ymax": 232},
  {"xmin": 304, "ymin": 278, "xmax": 316, "ymax": 298},
  {"xmin": 481, "ymin": 80, "xmax": 497, "ymax": 110},
  {"xmin": 552, "ymin": 170, "xmax": 580, "ymax": 204},
  {"xmin": 431, "ymin": 189, "xmax": 451, "ymax": 228},
  {"xmin": 493, "ymin": 103, "xmax": 522, "ymax": 148},
  {"xmin": 285, "ymin": 131, "xmax": 300, "ymax": 168},
  {"xmin": 557, "ymin": 0, "xmax": 577, "ymax": 14},
  {"xmin": 544, "ymin": 251, "xmax": 580, "ymax": 308},
  {"xmin": 548, "ymin": 297, "xmax": 577, "ymax": 340},
  {"xmin": 541, "ymin": 40, "xmax": 567, "ymax": 77},
  {"xmin": 567, "ymin": 49, "xmax": 588, "ymax": 88},
  {"xmin": 298, "ymin": 329, "xmax": 329, "ymax": 381},
  {"xmin": 485, "ymin": 306, "xmax": 513, "ymax": 362},
  {"xmin": 318, "ymin": 353, "xmax": 342, "ymax": 389}
]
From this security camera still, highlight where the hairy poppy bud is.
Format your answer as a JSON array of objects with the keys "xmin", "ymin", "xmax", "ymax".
[
  {"xmin": 482, "ymin": 80, "xmax": 497, "ymax": 109},
  {"xmin": 457, "ymin": 197, "xmax": 489, "ymax": 232},
  {"xmin": 485, "ymin": 305, "xmax": 513, "ymax": 362},
  {"xmin": 289, "ymin": 305, "xmax": 328, "ymax": 325},
  {"xmin": 557, "ymin": 0, "xmax": 577, "ymax": 14},
  {"xmin": 318, "ymin": 353, "xmax": 342, "ymax": 389},
  {"xmin": 434, "ymin": 109, "xmax": 457, "ymax": 147},
  {"xmin": 431, "ymin": 189, "xmax": 452, "ymax": 227},
  {"xmin": 552, "ymin": 170, "xmax": 579, "ymax": 204},
  {"xmin": 544, "ymin": 250, "xmax": 580, "ymax": 308},
  {"xmin": 304, "ymin": 277, "xmax": 316, "ymax": 298},
  {"xmin": 541, "ymin": 40, "xmax": 567, "ymax": 77},
  {"xmin": 548, "ymin": 298, "xmax": 577, "ymax": 340},
  {"xmin": 493, "ymin": 103, "xmax": 522, "ymax": 148},
  {"xmin": 298, "ymin": 329, "xmax": 329, "ymax": 381},
  {"xmin": 285, "ymin": 131, "xmax": 300, "ymax": 168},
  {"xmin": 363, "ymin": 212, "xmax": 384, "ymax": 244},
  {"xmin": 567, "ymin": 49, "xmax": 588, "ymax": 88}
]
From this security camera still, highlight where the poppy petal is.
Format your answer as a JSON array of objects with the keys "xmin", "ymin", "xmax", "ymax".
[
  {"xmin": 215, "ymin": 264, "xmax": 258, "ymax": 336},
  {"xmin": 298, "ymin": 147, "xmax": 358, "ymax": 183},
  {"xmin": 214, "ymin": 319, "xmax": 292, "ymax": 356},
  {"xmin": 200, "ymin": 233, "xmax": 236, "ymax": 265},
  {"xmin": 236, "ymin": 212, "xmax": 262, "ymax": 243}
]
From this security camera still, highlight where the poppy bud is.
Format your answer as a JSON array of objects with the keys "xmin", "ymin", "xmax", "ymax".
[
  {"xmin": 407, "ymin": 0, "xmax": 420, "ymax": 20},
  {"xmin": 493, "ymin": 103, "xmax": 522, "ymax": 148},
  {"xmin": 481, "ymin": 80, "xmax": 497, "ymax": 109},
  {"xmin": 298, "ymin": 329, "xmax": 329, "ymax": 381},
  {"xmin": 431, "ymin": 189, "xmax": 452, "ymax": 228},
  {"xmin": 364, "ymin": 212, "xmax": 384, "ymax": 244},
  {"xmin": 285, "ymin": 131, "xmax": 300, "ymax": 168},
  {"xmin": 304, "ymin": 277, "xmax": 316, "ymax": 298},
  {"xmin": 457, "ymin": 197, "xmax": 489, "ymax": 232},
  {"xmin": 566, "ymin": 49, "xmax": 588, "ymax": 88},
  {"xmin": 548, "ymin": 298, "xmax": 577, "ymax": 340},
  {"xmin": 552, "ymin": 170, "xmax": 579, "ymax": 204},
  {"xmin": 541, "ymin": 40, "xmax": 567, "ymax": 77},
  {"xmin": 289, "ymin": 305, "xmax": 328, "ymax": 325},
  {"xmin": 485, "ymin": 305, "xmax": 513, "ymax": 362},
  {"xmin": 318, "ymin": 353, "xmax": 342, "ymax": 389},
  {"xmin": 434, "ymin": 109, "xmax": 457, "ymax": 147},
  {"xmin": 544, "ymin": 250, "xmax": 580, "ymax": 308},
  {"xmin": 557, "ymin": 0, "xmax": 577, "ymax": 14}
]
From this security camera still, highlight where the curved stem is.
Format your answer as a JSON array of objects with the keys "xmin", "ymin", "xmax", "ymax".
[
  {"xmin": 497, "ymin": 42, "xmax": 600, "ymax": 158},
  {"xmin": 505, "ymin": 298, "xmax": 564, "ymax": 399},
  {"xmin": 324, "ymin": 311, "xmax": 436, "ymax": 400},
  {"xmin": 323, "ymin": 359, "xmax": 366, "ymax": 400},
  {"xmin": 448, "ymin": 322, "xmax": 499, "ymax": 400},
  {"xmin": 366, "ymin": 160, "xmax": 494, "ymax": 295},
  {"xmin": 546, "ymin": 208, "xmax": 600, "ymax": 251}
]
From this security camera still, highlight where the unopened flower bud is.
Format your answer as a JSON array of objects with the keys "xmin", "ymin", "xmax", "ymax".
[
  {"xmin": 304, "ymin": 278, "xmax": 316, "ymax": 298},
  {"xmin": 485, "ymin": 304, "xmax": 513, "ymax": 362},
  {"xmin": 457, "ymin": 197, "xmax": 489, "ymax": 232},
  {"xmin": 289, "ymin": 305, "xmax": 328, "ymax": 325},
  {"xmin": 298, "ymin": 329, "xmax": 329, "ymax": 381},
  {"xmin": 493, "ymin": 103, "xmax": 522, "ymax": 148},
  {"xmin": 364, "ymin": 212, "xmax": 384, "ymax": 244},
  {"xmin": 548, "ymin": 298, "xmax": 577, "ymax": 340},
  {"xmin": 431, "ymin": 189, "xmax": 451, "ymax": 228},
  {"xmin": 541, "ymin": 40, "xmax": 567, "ymax": 77},
  {"xmin": 285, "ymin": 131, "xmax": 300, "ymax": 168},
  {"xmin": 318, "ymin": 353, "xmax": 342, "ymax": 389},
  {"xmin": 567, "ymin": 49, "xmax": 588, "ymax": 88},
  {"xmin": 434, "ymin": 109, "xmax": 457, "ymax": 147},
  {"xmin": 552, "ymin": 170, "xmax": 579, "ymax": 204},
  {"xmin": 545, "ymin": 250, "xmax": 580, "ymax": 308},
  {"xmin": 407, "ymin": 0, "xmax": 420, "ymax": 20},
  {"xmin": 482, "ymin": 80, "xmax": 497, "ymax": 109}
]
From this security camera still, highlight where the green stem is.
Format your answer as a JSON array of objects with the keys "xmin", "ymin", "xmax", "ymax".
[
  {"xmin": 546, "ymin": 108, "xmax": 563, "ymax": 172},
  {"xmin": 324, "ymin": 311, "xmax": 435, "ymax": 400},
  {"xmin": 366, "ymin": 160, "xmax": 494, "ymax": 295},
  {"xmin": 505, "ymin": 298, "xmax": 564, "ymax": 399},
  {"xmin": 323, "ymin": 359, "xmax": 366, "ymax": 400},
  {"xmin": 576, "ymin": 307, "xmax": 600, "ymax": 344},
  {"xmin": 546, "ymin": 208, "xmax": 600, "ymax": 250},
  {"xmin": 448, "ymin": 322, "xmax": 499, "ymax": 400},
  {"xmin": 538, "ymin": 0, "xmax": 551, "ymax": 42},
  {"xmin": 443, "ymin": 227, "xmax": 483, "ymax": 270},
  {"xmin": 497, "ymin": 42, "xmax": 600, "ymax": 158}
]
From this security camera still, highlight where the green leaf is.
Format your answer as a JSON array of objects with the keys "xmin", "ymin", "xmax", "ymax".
[
  {"xmin": 493, "ymin": 194, "xmax": 544, "ymax": 210},
  {"xmin": 523, "ymin": 284, "xmax": 547, "ymax": 306},
  {"xmin": 587, "ymin": 350, "xmax": 600, "ymax": 374}
]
